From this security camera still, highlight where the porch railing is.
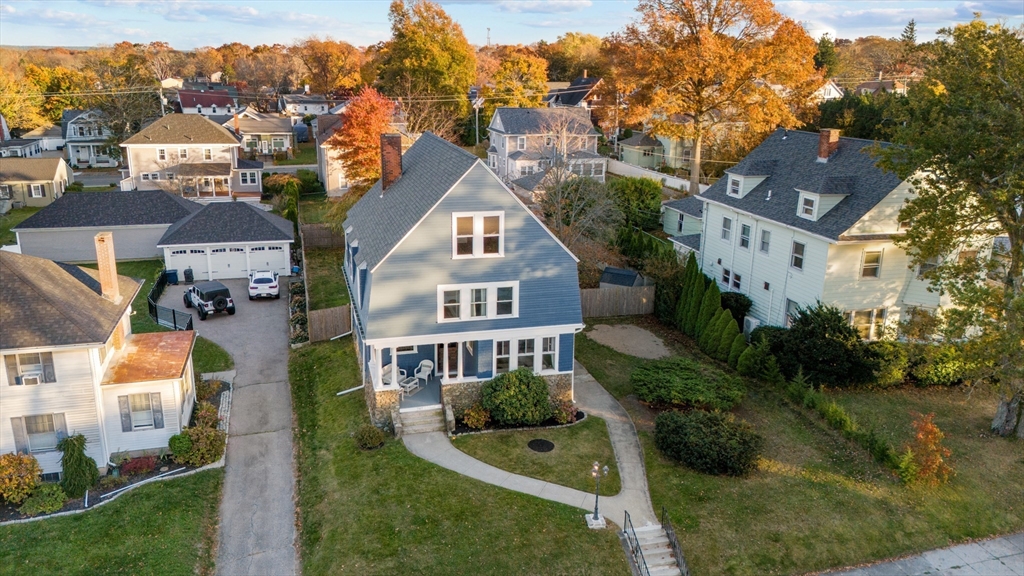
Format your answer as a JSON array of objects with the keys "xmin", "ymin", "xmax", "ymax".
[
  {"xmin": 623, "ymin": 511, "xmax": 651, "ymax": 576},
  {"xmin": 661, "ymin": 506, "xmax": 691, "ymax": 576},
  {"xmin": 147, "ymin": 271, "xmax": 194, "ymax": 331}
]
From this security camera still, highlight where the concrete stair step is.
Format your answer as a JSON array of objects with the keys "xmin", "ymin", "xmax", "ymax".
[
  {"xmin": 401, "ymin": 409, "xmax": 442, "ymax": 420},
  {"xmin": 649, "ymin": 566, "xmax": 682, "ymax": 576},
  {"xmin": 637, "ymin": 535, "xmax": 670, "ymax": 547},
  {"xmin": 403, "ymin": 421, "xmax": 446, "ymax": 434}
]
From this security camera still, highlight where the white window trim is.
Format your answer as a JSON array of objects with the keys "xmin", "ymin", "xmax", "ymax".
[
  {"xmin": 157, "ymin": 148, "xmax": 166, "ymax": 161},
  {"xmin": 203, "ymin": 148, "xmax": 213, "ymax": 161},
  {"xmin": 721, "ymin": 216, "xmax": 732, "ymax": 242},
  {"xmin": 179, "ymin": 148, "xmax": 188, "ymax": 159},
  {"xmin": 24, "ymin": 414, "xmax": 59, "ymax": 453},
  {"xmin": 860, "ymin": 249, "xmax": 883, "ymax": 279},
  {"xmin": 791, "ymin": 241, "xmax": 806, "ymax": 271},
  {"xmin": 451, "ymin": 212, "xmax": 505, "ymax": 259},
  {"xmin": 437, "ymin": 281, "xmax": 519, "ymax": 323},
  {"xmin": 759, "ymin": 229, "xmax": 771, "ymax": 254},
  {"xmin": 129, "ymin": 393, "xmax": 155, "ymax": 430},
  {"xmin": 848, "ymin": 308, "xmax": 887, "ymax": 340},
  {"xmin": 739, "ymin": 224, "xmax": 751, "ymax": 249},
  {"xmin": 798, "ymin": 193, "xmax": 818, "ymax": 220},
  {"xmin": 517, "ymin": 136, "xmax": 526, "ymax": 150},
  {"xmin": 728, "ymin": 178, "xmax": 741, "ymax": 197},
  {"xmin": 0, "ymin": 185, "xmax": 9, "ymax": 199},
  {"xmin": 396, "ymin": 345, "xmax": 418, "ymax": 355},
  {"xmin": 29, "ymin": 184, "xmax": 44, "ymax": 198},
  {"xmin": 493, "ymin": 335, "xmax": 561, "ymax": 375}
]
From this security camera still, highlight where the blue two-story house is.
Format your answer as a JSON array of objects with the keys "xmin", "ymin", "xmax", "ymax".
[{"xmin": 343, "ymin": 132, "xmax": 584, "ymax": 427}]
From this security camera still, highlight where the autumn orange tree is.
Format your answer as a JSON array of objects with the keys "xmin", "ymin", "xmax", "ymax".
[
  {"xmin": 291, "ymin": 36, "xmax": 362, "ymax": 97},
  {"xmin": 481, "ymin": 52, "xmax": 549, "ymax": 125},
  {"xmin": 325, "ymin": 86, "xmax": 395, "ymax": 189},
  {"xmin": 908, "ymin": 412, "xmax": 953, "ymax": 486},
  {"xmin": 609, "ymin": 0, "xmax": 821, "ymax": 194}
]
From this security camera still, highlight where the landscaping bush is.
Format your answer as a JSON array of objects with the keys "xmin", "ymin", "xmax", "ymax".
[
  {"xmin": 18, "ymin": 483, "xmax": 67, "ymax": 516},
  {"xmin": 727, "ymin": 333, "xmax": 747, "ymax": 369},
  {"xmin": 631, "ymin": 356, "xmax": 746, "ymax": 410},
  {"xmin": 698, "ymin": 308, "xmax": 727, "ymax": 352},
  {"xmin": 715, "ymin": 317, "xmax": 741, "ymax": 362},
  {"xmin": 168, "ymin": 433, "xmax": 193, "ymax": 459},
  {"xmin": 909, "ymin": 344, "xmax": 967, "ymax": 387},
  {"xmin": 0, "ymin": 452, "xmax": 41, "ymax": 504},
  {"xmin": 195, "ymin": 373, "xmax": 220, "ymax": 402},
  {"xmin": 463, "ymin": 404, "xmax": 491, "ymax": 430},
  {"xmin": 553, "ymin": 400, "xmax": 578, "ymax": 425},
  {"xmin": 193, "ymin": 401, "xmax": 219, "ymax": 429},
  {"xmin": 682, "ymin": 272, "xmax": 707, "ymax": 336},
  {"xmin": 66, "ymin": 181, "xmax": 84, "ymax": 192},
  {"xmin": 296, "ymin": 169, "xmax": 325, "ymax": 195},
  {"xmin": 176, "ymin": 426, "xmax": 226, "ymax": 467},
  {"xmin": 120, "ymin": 455, "xmax": 157, "ymax": 476},
  {"xmin": 354, "ymin": 424, "xmax": 386, "ymax": 450},
  {"xmin": 695, "ymin": 281, "xmax": 722, "ymax": 339},
  {"xmin": 481, "ymin": 368, "xmax": 553, "ymax": 426},
  {"xmin": 654, "ymin": 410, "xmax": 764, "ymax": 476},
  {"xmin": 737, "ymin": 338, "xmax": 771, "ymax": 378},
  {"xmin": 720, "ymin": 292, "xmax": 753, "ymax": 324},
  {"xmin": 57, "ymin": 433, "xmax": 98, "ymax": 499},
  {"xmin": 868, "ymin": 340, "xmax": 909, "ymax": 388},
  {"xmin": 99, "ymin": 475, "xmax": 128, "ymax": 490},
  {"xmin": 784, "ymin": 303, "xmax": 876, "ymax": 386}
]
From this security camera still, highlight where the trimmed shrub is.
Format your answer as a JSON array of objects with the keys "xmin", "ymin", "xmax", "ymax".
[
  {"xmin": 0, "ymin": 453, "xmax": 41, "ymax": 505},
  {"xmin": 868, "ymin": 340, "xmax": 909, "ymax": 388},
  {"xmin": 553, "ymin": 400, "xmax": 578, "ymax": 425},
  {"xmin": 57, "ymin": 433, "xmax": 98, "ymax": 499},
  {"xmin": 909, "ymin": 344, "xmax": 967, "ymax": 387},
  {"xmin": 193, "ymin": 401, "xmax": 220, "ymax": 429},
  {"xmin": 720, "ymin": 292, "xmax": 753, "ymax": 324},
  {"xmin": 99, "ymin": 475, "xmax": 129, "ymax": 490},
  {"xmin": 654, "ymin": 410, "xmax": 764, "ymax": 476},
  {"xmin": 196, "ymin": 375, "xmax": 220, "ymax": 402},
  {"xmin": 683, "ymin": 273, "xmax": 706, "ymax": 337},
  {"xmin": 737, "ymin": 339, "xmax": 766, "ymax": 378},
  {"xmin": 354, "ymin": 424, "xmax": 386, "ymax": 450},
  {"xmin": 727, "ymin": 333, "xmax": 747, "ymax": 369},
  {"xmin": 120, "ymin": 456, "xmax": 157, "ymax": 476},
  {"xmin": 716, "ymin": 317, "xmax": 741, "ymax": 362},
  {"xmin": 699, "ymin": 309, "xmax": 726, "ymax": 352},
  {"xmin": 695, "ymin": 282, "xmax": 722, "ymax": 339},
  {"xmin": 176, "ymin": 426, "xmax": 226, "ymax": 467},
  {"xmin": 18, "ymin": 483, "xmax": 67, "ymax": 516},
  {"xmin": 785, "ymin": 303, "xmax": 875, "ymax": 386},
  {"xmin": 168, "ymin": 433, "xmax": 193, "ymax": 458},
  {"xmin": 481, "ymin": 368, "xmax": 553, "ymax": 426},
  {"xmin": 631, "ymin": 356, "xmax": 746, "ymax": 410},
  {"xmin": 674, "ymin": 254, "xmax": 699, "ymax": 329},
  {"xmin": 463, "ymin": 404, "xmax": 491, "ymax": 430}
]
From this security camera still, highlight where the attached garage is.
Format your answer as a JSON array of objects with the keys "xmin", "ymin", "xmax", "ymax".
[{"xmin": 158, "ymin": 202, "xmax": 294, "ymax": 280}]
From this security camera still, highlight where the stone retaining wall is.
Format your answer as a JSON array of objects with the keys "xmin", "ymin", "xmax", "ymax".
[{"xmin": 440, "ymin": 373, "xmax": 575, "ymax": 419}]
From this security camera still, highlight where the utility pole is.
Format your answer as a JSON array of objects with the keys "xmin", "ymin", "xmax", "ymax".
[{"xmin": 487, "ymin": 28, "xmax": 491, "ymax": 47}]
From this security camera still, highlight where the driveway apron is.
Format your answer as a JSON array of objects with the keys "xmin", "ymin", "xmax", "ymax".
[{"xmin": 159, "ymin": 278, "xmax": 298, "ymax": 575}]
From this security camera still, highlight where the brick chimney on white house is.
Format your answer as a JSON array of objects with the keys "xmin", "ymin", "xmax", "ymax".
[
  {"xmin": 817, "ymin": 129, "xmax": 841, "ymax": 163},
  {"xmin": 94, "ymin": 232, "xmax": 121, "ymax": 304},
  {"xmin": 380, "ymin": 133, "xmax": 403, "ymax": 192}
]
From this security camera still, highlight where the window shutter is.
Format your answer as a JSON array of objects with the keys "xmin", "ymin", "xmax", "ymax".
[
  {"xmin": 4, "ymin": 356, "xmax": 18, "ymax": 386},
  {"xmin": 118, "ymin": 396, "xmax": 132, "ymax": 432},
  {"xmin": 41, "ymin": 352, "xmax": 56, "ymax": 383},
  {"xmin": 10, "ymin": 418, "xmax": 28, "ymax": 454},
  {"xmin": 151, "ymin": 393, "xmax": 164, "ymax": 429},
  {"xmin": 53, "ymin": 413, "xmax": 68, "ymax": 440}
]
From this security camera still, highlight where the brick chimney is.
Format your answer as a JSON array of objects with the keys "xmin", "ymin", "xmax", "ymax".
[
  {"xmin": 380, "ymin": 133, "xmax": 403, "ymax": 192},
  {"xmin": 233, "ymin": 113, "xmax": 240, "ymax": 136},
  {"xmin": 583, "ymin": 69, "xmax": 588, "ymax": 79},
  {"xmin": 817, "ymin": 129, "xmax": 840, "ymax": 163},
  {"xmin": 94, "ymin": 232, "xmax": 121, "ymax": 304}
]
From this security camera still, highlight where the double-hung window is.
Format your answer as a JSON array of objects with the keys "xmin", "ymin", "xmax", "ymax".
[
  {"xmin": 759, "ymin": 230, "xmax": 771, "ymax": 253},
  {"xmin": 517, "ymin": 340, "xmax": 535, "ymax": 370},
  {"xmin": 861, "ymin": 250, "xmax": 882, "ymax": 278},
  {"xmin": 849, "ymin": 308, "xmax": 886, "ymax": 340},
  {"xmin": 489, "ymin": 155, "xmax": 496, "ymax": 169},
  {"xmin": 0, "ymin": 185, "xmax": 9, "ymax": 199},
  {"xmin": 721, "ymin": 217, "xmax": 732, "ymax": 241},
  {"xmin": 517, "ymin": 136, "xmax": 526, "ymax": 150},
  {"xmin": 157, "ymin": 148, "xmax": 166, "ymax": 161},
  {"xmin": 179, "ymin": 148, "xmax": 188, "ymax": 159},
  {"xmin": 203, "ymin": 148, "xmax": 213, "ymax": 161},
  {"xmin": 241, "ymin": 171, "xmax": 257, "ymax": 185},
  {"xmin": 801, "ymin": 196, "xmax": 816, "ymax": 218},
  {"xmin": 722, "ymin": 268, "xmax": 732, "ymax": 286},
  {"xmin": 118, "ymin": 393, "xmax": 164, "ymax": 431},
  {"xmin": 739, "ymin": 224, "xmax": 751, "ymax": 249},
  {"xmin": 438, "ymin": 282, "xmax": 519, "ymax": 322},
  {"xmin": 542, "ymin": 337, "xmax": 556, "ymax": 371},
  {"xmin": 495, "ymin": 341, "xmax": 511, "ymax": 374},
  {"xmin": 728, "ymin": 178, "xmax": 740, "ymax": 196},
  {"xmin": 30, "ymin": 185, "xmax": 43, "ymax": 198},
  {"xmin": 130, "ymin": 394, "xmax": 154, "ymax": 428},
  {"xmin": 917, "ymin": 256, "xmax": 940, "ymax": 279},
  {"xmin": 495, "ymin": 337, "xmax": 559, "ymax": 375},
  {"xmin": 452, "ymin": 212, "xmax": 503, "ymax": 258},
  {"xmin": 24, "ymin": 414, "xmax": 61, "ymax": 452},
  {"xmin": 732, "ymin": 272, "xmax": 742, "ymax": 290},
  {"xmin": 791, "ymin": 241, "xmax": 805, "ymax": 270},
  {"xmin": 5, "ymin": 352, "xmax": 56, "ymax": 385}
]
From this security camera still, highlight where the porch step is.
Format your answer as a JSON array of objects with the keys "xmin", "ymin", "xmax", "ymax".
[
  {"xmin": 631, "ymin": 525, "xmax": 682, "ymax": 576},
  {"xmin": 400, "ymin": 408, "xmax": 445, "ymax": 435}
]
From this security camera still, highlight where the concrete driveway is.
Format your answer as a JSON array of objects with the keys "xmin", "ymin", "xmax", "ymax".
[{"xmin": 158, "ymin": 278, "xmax": 299, "ymax": 575}]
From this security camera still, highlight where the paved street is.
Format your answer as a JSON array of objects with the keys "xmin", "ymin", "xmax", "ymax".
[
  {"xmin": 158, "ymin": 279, "xmax": 299, "ymax": 575},
  {"xmin": 828, "ymin": 533, "xmax": 1023, "ymax": 576}
]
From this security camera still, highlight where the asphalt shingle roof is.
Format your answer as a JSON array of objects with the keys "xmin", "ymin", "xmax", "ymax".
[
  {"xmin": 14, "ymin": 190, "xmax": 200, "ymax": 230},
  {"xmin": 0, "ymin": 158, "xmax": 64, "ymax": 183},
  {"xmin": 61, "ymin": 109, "xmax": 94, "ymax": 139},
  {"xmin": 670, "ymin": 233, "xmax": 701, "ymax": 250},
  {"xmin": 236, "ymin": 158, "xmax": 264, "ymax": 170},
  {"xmin": 619, "ymin": 133, "xmax": 662, "ymax": 148},
  {"xmin": 178, "ymin": 90, "xmax": 235, "ymax": 108},
  {"xmin": 158, "ymin": 202, "xmax": 294, "ymax": 246},
  {"xmin": 664, "ymin": 195, "xmax": 704, "ymax": 218},
  {"xmin": 701, "ymin": 128, "xmax": 903, "ymax": 241},
  {"xmin": 122, "ymin": 114, "xmax": 240, "ymax": 146},
  {"xmin": 490, "ymin": 107, "xmax": 597, "ymax": 136},
  {"xmin": 0, "ymin": 251, "xmax": 142, "ymax": 350},
  {"xmin": 599, "ymin": 266, "xmax": 640, "ymax": 287},
  {"xmin": 344, "ymin": 132, "xmax": 481, "ymax": 270},
  {"xmin": 315, "ymin": 115, "xmax": 342, "ymax": 143},
  {"xmin": 554, "ymin": 76, "xmax": 601, "ymax": 107}
]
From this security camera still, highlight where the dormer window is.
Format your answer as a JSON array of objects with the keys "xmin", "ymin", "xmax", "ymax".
[
  {"xmin": 728, "ymin": 178, "xmax": 741, "ymax": 197},
  {"xmin": 798, "ymin": 193, "xmax": 818, "ymax": 220},
  {"xmin": 197, "ymin": 105, "xmax": 203, "ymax": 114},
  {"xmin": 212, "ymin": 105, "xmax": 217, "ymax": 114}
]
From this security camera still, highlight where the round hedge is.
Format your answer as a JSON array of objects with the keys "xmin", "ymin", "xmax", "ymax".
[
  {"xmin": 481, "ymin": 368, "xmax": 553, "ymax": 426},
  {"xmin": 654, "ymin": 410, "xmax": 763, "ymax": 476}
]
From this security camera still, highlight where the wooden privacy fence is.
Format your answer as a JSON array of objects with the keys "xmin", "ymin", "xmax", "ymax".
[
  {"xmin": 580, "ymin": 285, "xmax": 655, "ymax": 318},
  {"xmin": 309, "ymin": 305, "xmax": 352, "ymax": 343},
  {"xmin": 300, "ymin": 223, "xmax": 345, "ymax": 249}
]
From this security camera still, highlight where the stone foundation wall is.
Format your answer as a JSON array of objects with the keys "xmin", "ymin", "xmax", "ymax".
[
  {"xmin": 543, "ymin": 373, "xmax": 574, "ymax": 405},
  {"xmin": 364, "ymin": 382, "xmax": 399, "ymax": 429}
]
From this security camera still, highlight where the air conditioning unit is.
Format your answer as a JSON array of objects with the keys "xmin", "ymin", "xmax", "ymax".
[
  {"xmin": 19, "ymin": 372, "xmax": 42, "ymax": 386},
  {"xmin": 742, "ymin": 316, "xmax": 761, "ymax": 337}
]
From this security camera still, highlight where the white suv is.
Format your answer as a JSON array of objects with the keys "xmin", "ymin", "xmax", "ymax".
[{"xmin": 248, "ymin": 270, "xmax": 281, "ymax": 300}]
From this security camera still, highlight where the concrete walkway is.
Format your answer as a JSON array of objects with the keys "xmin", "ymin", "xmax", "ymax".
[
  {"xmin": 828, "ymin": 533, "xmax": 1023, "ymax": 576},
  {"xmin": 403, "ymin": 361, "xmax": 658, "ymax": 528}
]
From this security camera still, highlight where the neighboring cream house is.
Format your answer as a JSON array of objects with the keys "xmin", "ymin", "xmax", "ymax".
[
  {"xmin": 0, "ymin": 233, "xmax": 197, "ymax": 477},
  {"xmin": 697, "ymin": 128, "xmax": 989, "ymax": 339},
  {"xmin": 119, "ymin": 114, "xmax": 263, "ymax": 202},
  {"xmin": 278, "ymin": 94, "xmax": 329, "ymax": 117},
  {"xmin": 313, "ymin": 114, "xmax": 347, "ymax": 196},
  {"xmin": 0, "ymin": 157, "xmax": 73, "ymax": 213},
  {"xmin": 223, "ymin": 108, "xmax": 294, "ymax": 158},
  {"xmin": 62, "ymin": 109, "xmax": 118, "ymax": 168}
]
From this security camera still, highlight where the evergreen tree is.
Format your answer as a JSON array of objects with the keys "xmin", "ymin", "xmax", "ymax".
[
  {"xmin": 700, "ymin": 309, "xmax": 727, "ymax": 353},
  {"xmin": 683, "ymin": 274, "xmax": 706, "ymax": 337},
  {"xmin": 717, "ymin": 318, "xmax": 741, "ymax": 362},
  {"xmin": 675, "ymin": 254, "xmax": 698, "ymax": 328},
  {"xmin": 738, "ymin": 338, "xmax": 772, "ymax": 378},
  {"xmin": 728, "ymin": 333, "xmax": 748, "ymax": 369},
  {"xmin": 57, "ymin": 433, "xmax": 98, "ymax": 499},
  {"xmin": 695, "ymin": 281, "xmax": 722, "ymax": 339},
  {"xmin": 814, "ymin": 34, "xmax": 839, "ymax": 77}
]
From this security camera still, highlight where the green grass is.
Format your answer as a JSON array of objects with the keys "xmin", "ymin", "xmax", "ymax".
[
  {"xmin": 452, "ymin": 416, "xmax": 621, "ymax": 495},
  {"xmin": 193, "ymin": 337, "xmax": 234, "ymax": 373},
  {"xmin": 576, "ymin": 315, "xmax": 1024, "ymax": 575},
  {"xmin": 275, "ymin": 142, "xmax": 317, "ymax": 165},
  {"xmin": 0, "ymin": 469, "xmax": 223, "ymax": 576},
  {"xmin": 0, "ymin": 207, "xmax": 41, "ymax": 246},
  {"xmin": 305, "ymin": 249, "xmax": 349, "ymax": 310},
  {"xmin": 299, "ymin": 197, "xmax": 330, "ymax": 224},
  {"xmin": 291, "ymin": 340, "xmax": 629, "ymax": 575}
]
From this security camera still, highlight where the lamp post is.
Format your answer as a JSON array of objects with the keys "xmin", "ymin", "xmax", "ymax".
[{"xmin": 592, "ymin": 461, "xmax": 609, "ymax": 521}]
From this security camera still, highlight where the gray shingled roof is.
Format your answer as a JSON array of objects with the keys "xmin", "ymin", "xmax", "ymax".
[
  {"xmin": 490, "ymin": 107, "xmax": 597, "ymax": 136},
  {"xmin": 664, "ymin": 195, "xmax": 704, "ymax": 218},
  {"xmin": 670, "ymin": 233, "xmax": 701, "ymax": 250},
  {"xmin": 701, "ymin": 129, "xmax": 902, "ymax": 241},
  {"xmin": 344, "ymin": 132, "xmax": 480, "ymax": 270},
  {"xmin": 14, "ymin": 190, "xmax": 200, "ymax": 230},
  {"xmin": 158, "ymin": 202, "xmax": 294, "ymax": 246},
  {"xmin": 315, "ymin": 115, "xmax": 342, "ymax": 143},
  {"xmin": 0, "ymin": 158, "xmax": 64, "ymax": 183},
  {"xmin": 600, "ymin": 266, "xmax": 640, "ymax": 287},
  {"xmin": 554, "ymin": 76, "xmax": 601, "ymax": 107},
  {"xmin": 1, "ymin": 251, "xmax": 142, "ymax": 350},
  {"xmin": 0, "ymin": 139, "xmax": 36, "ymax": 149},
  {"xmin": 236, "ymin": 158, "xmax": 264, "ymax": 170},
  {"xmin": 122, "ymin": 114, "xmax": 240, "ymax": 146},
  {"xmin": 511, "ymin": 169, "xmax": 549, "ymax": 192},
  {"xmin": 61, "ymin": 109, "xmax": 94, "ymax": 139},
  {"xmin": 619, "ymin": 133, "xmax": 662, "ymax": 148}
]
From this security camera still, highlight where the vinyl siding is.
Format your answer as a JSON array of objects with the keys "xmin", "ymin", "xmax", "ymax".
[
  {"xmin": 0, "ymin": 347, "xmax": 104, "ymax": 474},
  {"xmin": 17, "ymin": 225, "xmax": 170, "ymax": 261},
  {"xmin": 126, "ymin": 145, "xmax": 237, "ymax": 191},
  {"xmin": 364, "ymin": 163, "xmax": 582, "ymax": 340},
  {"xmin": 100, "ymin": 379, "xmax": 185, "ymax": 456},
  {"xmin": 662, "ymin": 208, "xmax": 701, "ymax": 236},
  {"xmin": 4, "ymin": 179, "xmax": 63, "ymax": 208},
  {"xmin": 559, "ymin": 333, "xmax": 574, "ymax": 372},
  {"xmin": 845, "ymin": 183, "xmax": 912, "ymax": 235}
]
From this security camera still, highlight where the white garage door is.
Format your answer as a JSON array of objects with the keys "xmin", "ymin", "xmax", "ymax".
[
  {"xmin": 208, "ymin": 246, "xmax": 250, "ymax": 280},
  {"xmin": 165, "ymin": 248, "xmax": 210, "ymax": 282},
  {"xmin": 248, "ymin": 245, "xmax": 290, "ymax": 277}
]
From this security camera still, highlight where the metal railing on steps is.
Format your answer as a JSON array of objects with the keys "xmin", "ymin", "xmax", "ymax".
[
  {"xmin": 661, "ymin": 506, "xmax": 691, "ymax": 576},
  {"xmin": 623, "ymin": 510, "xmax": 652, "ymax": 576}
]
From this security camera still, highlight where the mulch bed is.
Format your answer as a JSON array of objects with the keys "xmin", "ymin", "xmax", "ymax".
[{"xmin": 451, "ymin": 410, "xmax": 586, "ymax": 436}]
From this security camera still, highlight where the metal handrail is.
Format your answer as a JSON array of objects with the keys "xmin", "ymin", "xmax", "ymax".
[
  {"xmin": 623, "ymin": 511, "xmax": 652, "ymax": 576},
  {"xmin": 661, "ymin": 506, "xmax": 691, "ymax": 576}
]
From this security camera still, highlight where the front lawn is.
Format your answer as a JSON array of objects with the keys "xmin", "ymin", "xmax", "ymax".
[
  {"xmin": 452, "ymin": 415, "xmax": 621, "ymax": 495},
  {"xmin": 576, "ymin": 316, "xmax": 1024, "ymax": 575},
  {"xmin": 0, "ymin": 469, "xmax": 223, "ymax": 576},
  {"xmin": 291, "ymin": 340, "xmax": 628, "ymax": 575},
  {"xmin": 275, "ymin": 142, "xmax": 317, "ymax": 165},
  {"xmin": 0, "ymin": 207, "xmax": 41, "ymax": 246}
]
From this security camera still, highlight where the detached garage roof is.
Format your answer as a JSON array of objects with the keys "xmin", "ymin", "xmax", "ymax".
[
  {"xmin": 158, "ymin": 202, "xmax": 294, "ymax": 246},
  {"xmin": 14, "ymin": 190, "xmax": 200, "ymax": 230}
]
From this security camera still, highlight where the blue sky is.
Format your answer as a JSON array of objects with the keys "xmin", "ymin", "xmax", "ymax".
[{"xmin": 0, "ymin": 0, "xmax": 1020, "ymax": 50}]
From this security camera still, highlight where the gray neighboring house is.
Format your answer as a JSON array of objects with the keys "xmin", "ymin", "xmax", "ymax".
[
  {"xmin": 663, "ymin": 195, "xmax": 704, "ymax": 258},
  {"xmin": 0, "ymin": 139, "xmax": 43, "ymax": 159},
  {"xmin": 12, "ymin": 190, "xmax": 200, "ymax": 261},
  {"xmin": 62, "ymin": 109, "xmax": 117, "ymax": 168},
  {"xmin": 0, "ymin": 157, "xmax": 73, "ymax": 214},
  {"xmin": 158, "ymin": 202, "xmax": 294, "ymax": 280}
]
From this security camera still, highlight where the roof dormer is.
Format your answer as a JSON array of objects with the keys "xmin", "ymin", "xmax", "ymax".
[{"xmin": 724, "ymin": 172, "xmax": 767, "ymax": 199}]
